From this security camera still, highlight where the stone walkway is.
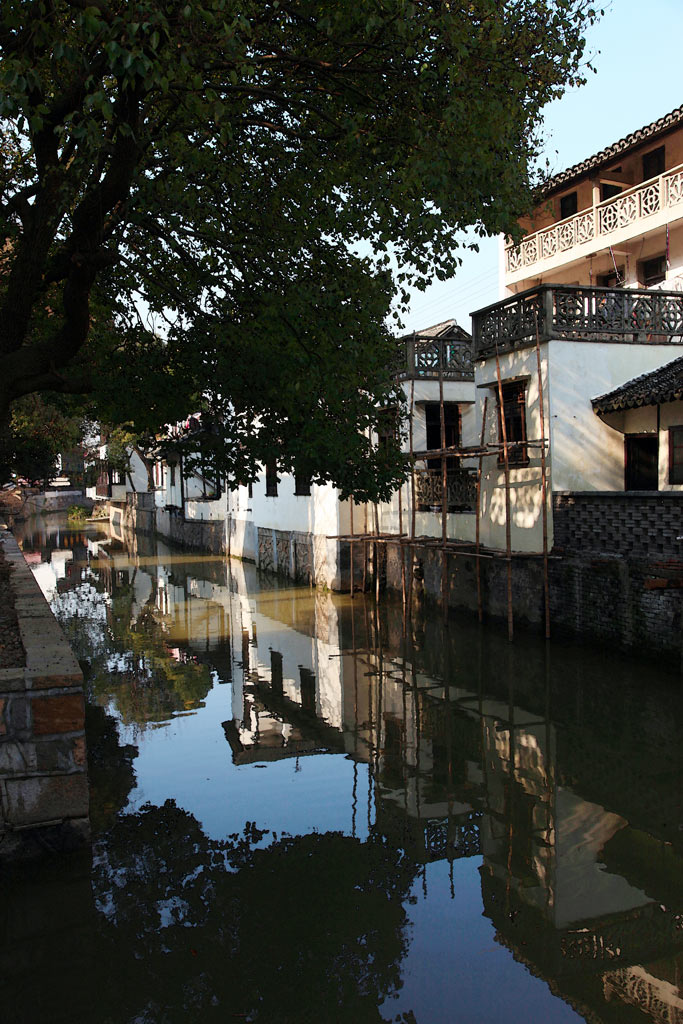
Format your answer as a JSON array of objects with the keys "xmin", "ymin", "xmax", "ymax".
[{"xmin": 0, "ymin": 543, "xmax": 24, "ymax": 668}]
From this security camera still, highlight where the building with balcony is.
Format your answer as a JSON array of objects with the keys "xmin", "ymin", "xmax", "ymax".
[
  {"xmin": 469, "ymin": 108, "xmax": 683, "ymax": 558},
  {"xmin": 504, "ymin": 106, "xmax": 683, "ymax": 295}
]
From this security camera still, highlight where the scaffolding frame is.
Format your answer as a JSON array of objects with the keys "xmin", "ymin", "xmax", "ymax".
[{"xmin": 343, "ymin": 329, "xmax": 552, "ymax": 641}]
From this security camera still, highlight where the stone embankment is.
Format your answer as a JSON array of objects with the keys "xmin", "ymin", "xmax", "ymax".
[{"xmin": 0, "ymin": 527, "xmax": 88, "ymax": 860}]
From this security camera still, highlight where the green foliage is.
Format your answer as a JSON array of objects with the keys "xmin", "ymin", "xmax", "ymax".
[
  {"xmin": 67, "ymin": 503, "xmax": 88, "ymax": 523},
  {"xmin": 0, "ymin": 0, "xmax": 597, "ymax": 499},
  {"xmin": 0, "ymin": 394, "xmax": 84, "ymax": 483}
]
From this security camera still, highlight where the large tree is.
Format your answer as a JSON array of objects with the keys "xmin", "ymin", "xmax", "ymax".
[{"xmin": 0, "ymin": 0, "xmax": 595, "ymax": 498}]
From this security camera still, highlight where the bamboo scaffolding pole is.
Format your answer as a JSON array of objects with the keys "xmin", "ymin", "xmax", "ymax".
[
  {"xmin": 398, "ymin": 477, "xmax": 407, "ymax": 624},
  {"xmin": 373, "ymin": 500, "xmax": 381, "ymax": 604},
  {"xmin": 534, "ymin": 318, "xmax": 551, "ymax": 639},
  {"xmin": 349, "ymin": 496, "xmax": 355, "ymax": 599},
  {"xmin": 494, "ymin": 349, "xmax": 514, "ymax": 642},
  {"xmin": 475, "ymin": 396, "xmax": 488, "ymax": 623},
  {"xmin": 407, "ymin": 375, "xmax": 417, "ymax": 619},
  {"xmin": 439, "ymin": 346, "xmax": 448, "ymax": 621}
]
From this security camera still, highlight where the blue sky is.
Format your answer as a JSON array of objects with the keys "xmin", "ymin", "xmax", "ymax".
[{"xmin": 400, "ymin": 0, "xmax": 683, "ymax": 333}]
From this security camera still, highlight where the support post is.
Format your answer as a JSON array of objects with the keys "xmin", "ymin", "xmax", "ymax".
[
  {"xmin": 495, "ymin": 350, "xmax": 514, "ymax": 642},
  {"xmin": 475, "ymin": 396, "xmax": 488, "ymax": 623},
  {"xmin": 535, "ymin": 319, "xmax": 551, "ymax": 639}
]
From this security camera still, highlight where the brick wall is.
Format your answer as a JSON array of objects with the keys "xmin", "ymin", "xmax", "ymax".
[
  {"xmin": 553, "ymin": 492, "xmax": 683, "ymax": 560},
  {"xmin": 0, "ymin": 531, "xmax": 89, "ymax": 860}
]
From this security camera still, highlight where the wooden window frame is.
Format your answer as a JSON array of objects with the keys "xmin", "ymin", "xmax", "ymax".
[
  {"xmin": 497, "ymin": 381, "xmax": 529, "ymax": 466},
  {"xmin": 265, "ymin": 458, "xmax": 278, "ymax": 497},
  {"xmin": 294, "ymin": 473, "xmax": 311, "ymax": 497},
  {"xmin": 669, "ymin": 426, "xmax": 683, "ymax": 485},
  {"xmin": 639, "ymin": 254, "xmax": 667, "ymax": 288}
]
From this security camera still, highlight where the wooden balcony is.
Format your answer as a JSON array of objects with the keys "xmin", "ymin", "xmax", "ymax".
[
  {"xmin": 472, "ymin": 284, "xmax": 683, "ymax": 359},
  {"xmin": 505, "ymin": 161, "xmax": 683, "ymax": 277},
  {"xmin": 397, "ymin": 333, "xmax": 473, "ymax": 382}
]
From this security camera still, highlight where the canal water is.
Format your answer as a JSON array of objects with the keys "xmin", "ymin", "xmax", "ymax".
[{"xmin": 3, "ymin": 516, "xmax": 682, "ymax": 1024}]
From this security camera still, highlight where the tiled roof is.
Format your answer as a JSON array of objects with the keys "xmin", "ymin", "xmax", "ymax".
[
  {"xmin": 403, "ymin": 318, "xmax": 471, "ymax": 340},
  {"xmin": 542, "ymin": 105, "xmax": 683, "ymax": 197},
  {"xmin": 592, "ymin": 355, "xmax": 683, "ymax": 414}
]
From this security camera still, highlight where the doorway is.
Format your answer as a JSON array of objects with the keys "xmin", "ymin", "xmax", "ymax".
[{"xmin": 625, "ymin": 435, "xmax": 659, "ymax": 491}]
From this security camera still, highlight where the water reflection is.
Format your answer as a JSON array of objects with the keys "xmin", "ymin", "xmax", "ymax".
[{"xmin": 4, "ymin": 516, "xmax": 682, "ymax": 1024}]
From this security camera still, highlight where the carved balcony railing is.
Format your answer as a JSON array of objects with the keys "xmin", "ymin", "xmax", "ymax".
[
  {"xmin": 505, "ymin": 161, "xmax": 683, "ymax": 275},
  {"xmin": 473, "ymin": 284, "xmax": 683, "ymax": 359},
  {"xmin": 414, "ymin": 466, "xmax": 477, "ymax": 512},
  {"xmin": 397, "ymin": 333, "xmax": 474, "ymax": 382}
]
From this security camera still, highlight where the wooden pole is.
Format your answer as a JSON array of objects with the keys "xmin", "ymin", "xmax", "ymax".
[
  {"xmin": 398, "ymin": 481, "xmax": 407, "ymax": 624},
  {"xmin": 407, "ymin": 375, "xmax": 417, "ymax": 619},
  {"xmin": 349, "ymin": 497, "xmax": 355, "ymax": 599},
  {"xmin": 535, "ymin": 319, "xmax": 551, "ymax": 639},
  {"xmin": 475, "ymin": 396, "xmax": 488, "ymax": 623},
  {"xmin": 373, "ymin": 501, "xmax": 381, "ymax": 604},
  {"xmin": 439, "ymin": 344, "xmax": 448, "ymax": 621},
  {"xmin": 494, "ymin": 349, "xmax": 514, "ymax": 642}
]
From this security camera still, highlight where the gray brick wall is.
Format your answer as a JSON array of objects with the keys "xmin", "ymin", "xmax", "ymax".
[{"xmin": 553, "ymin": 492, "xmax": 683, "ymax": 560}]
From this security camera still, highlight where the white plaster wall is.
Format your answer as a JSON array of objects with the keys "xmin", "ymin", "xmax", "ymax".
[
  {"xmin": 475, "ymin": 343, "xmax": 551, "ymax": 553},
  {"xmin": 246, "ymin": 472, "xmax": 341, "ymax": 537},
  {"xmin": 548, "ymin": 341, "xmax": 683, "ymax": 492},
  {"xmin": 125, "ymin": 449, "xmax": 149, "ymax": 493},
  {"xmin": 185, "ymin": 491, "xmax": 227, "ymax": 522}
]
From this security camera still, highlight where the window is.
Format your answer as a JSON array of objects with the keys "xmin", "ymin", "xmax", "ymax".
[
  {"xmin": 376, "ymin": 407, "xmax": 400, "ymax": 451},
  {"xmin": 265, "ymin": 458, "xmax": 278, "ymax": 497},
  {"xmin": 669, "ymin": 426, "xmax": 683, "ymax": 484},
  {"xmin": 153, "ymin": 460, "xmax": 164, "ymax": 488},
  {"xmin": 559, "ymin": 191, "xmax": 578, "ymax": 220},
  {"xmin": 299, "ymin": 667, "xmax": 316, "ymax": 713},
  {"xmin": 642, "ymin": 145, "xmax": 665, "ymax": 181},
  {"xmin": 170, "ymin": 463, "xmax": 176, "ymax": 487},
  {"xmin": 601, "ymin": 182, "xmax": 622, "ymax": 202},
  {"xmin": 597, "ymin": 266, "xmax": 624, "ymax": 289},
  {"xmin": 640, "ymin": 255, "xmax": 667, "ymax": 287},
  {"xmin": 270, "ymin": 651, "xmax": 283, "ymax": 696},
  {"xmin": 294, "ymin": 473, "xmax": 311, "ymax": 497},
  {"xmin": 497, "ymin": 381, "xmax": 528, "ymax": 465},
  {"xmin": 425, "ymin": 402, "xmax": 460, "ymax": 471}
]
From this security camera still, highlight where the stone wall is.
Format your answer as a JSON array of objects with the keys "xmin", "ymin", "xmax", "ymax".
[
  {"xmin": 0, "ymin": 530, "xmax": 89, "ymax": 860},
  {"xmin": 114, "ymin": 494, "xmax": 226, "ymax": 555},
  {"xmin": 384, "ymin": 539, "xmax": 682, "ymax": 667},
  {"xmin": 553, "ymin": 492, "xmax": 683, "ymax": 560}
]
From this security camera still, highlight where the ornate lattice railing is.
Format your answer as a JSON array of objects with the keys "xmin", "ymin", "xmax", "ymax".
[
  {"xmin": 415, "ymin": 466, "xmax": 477, "ymax": 511},
  {"xmin": 505, "ymin": 161, "xmax": 683, "ymax": 274},
  {"xmin": 398, "ymin": 334, "xmax": 474, "ymax": 381},
  {"xmin": 473, "ymin": 284, "xmax": 683, "ymax": 358}
]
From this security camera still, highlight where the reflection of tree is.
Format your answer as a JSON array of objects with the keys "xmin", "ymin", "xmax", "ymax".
[
  {"xmin": 86, "ymin": 703, "xmax": 137, "ymax": 834},
  {"xmin": 87, "ymin": 800, "xmax": 416, "ymax": 1024},
  {"xmin": 54, "ymin": 571, "xmax": 213, "ymax": 729}
]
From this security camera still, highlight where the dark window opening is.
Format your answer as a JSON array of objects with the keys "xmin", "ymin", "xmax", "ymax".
[
  {"xmin": 241, "ymin": 629, "xmax": 250, "ymax": 672},
  {"xmin": 642, "ymin": 145, "xmax": 665, "ymax": 181},
  {"xmin": 299, "ymin": 667, "xmax": 316, "ymax": 713},
  {"xmin": 248, "ymin": 481, "xmax": 253, "ymax": 499},
  {"xmin": 640, "ymin": 255, "xmax": 667, "ymax": 287},
  {"xmin": 294, "ymin": 473, "xmax": 311, "ymax": 497},
  {"xmin": 559, "ymin": 191, "xmax": 578, "ymax": 220},
  {"xmin": 170, "ymin": 463, "xmax": 176, "ymax": 487},
  {"xmin": 601, "ymin": 182, "xmax": 622, "ymax": 202},
  {"xmin": 425, "ymin": 402, "xmax": 460, "ymax": 470},
  {"xmin": 597, "ymin": 266, "xmax": 625, "ymax": 289},
  {"xmin": 265, "ymin": 458, "xmax": 278, "ymax": 497},
  {"xmin": 668, "ymin": 426, "xmax": 683, "ymax": 485},
  {"xmin": 625, "ymin": 435, "xmax": 659, "ymax": 491},
  {"xmin": 377, "ymin": 407, "xmax": 400, "ymax": 452},
  {"xmin": 497, "ymin": 382, "xmax": 528, "ymax": 465},
  {"xmin": 270, "ymin": 651, "xmax": 283, "ymax": 696}
]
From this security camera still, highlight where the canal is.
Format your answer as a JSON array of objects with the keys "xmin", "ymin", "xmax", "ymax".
[{"xmin": 3, "ymin": 516, "xmax": 682, "ymax": 1024}]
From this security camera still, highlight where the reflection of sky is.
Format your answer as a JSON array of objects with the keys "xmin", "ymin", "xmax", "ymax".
[
  {"xmin": 384, "ymin": 859, "xmax": 582, "ymax": 1024},
  {"xmin": 118, "ymin": 683, "xmax": 372, "ymax": 843}
]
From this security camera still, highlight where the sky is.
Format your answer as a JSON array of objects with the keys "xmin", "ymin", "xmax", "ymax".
[{"xmin": 400, "ymin": 0, "xmax": 683, "ymax": 334}]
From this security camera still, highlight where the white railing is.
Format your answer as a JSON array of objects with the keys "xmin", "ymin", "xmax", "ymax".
[{"xmin": 506, "ymin": 161, "xmax": 683, "ymax": 274}]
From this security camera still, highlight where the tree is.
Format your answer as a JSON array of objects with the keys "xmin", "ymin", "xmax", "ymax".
[
  {"xmin": 0, "ymin": 392, "xmax": 85, "ymax": 484},
  {"xmin": 0, "ymin": 0, "xmax": 596, "ymax": 498}
]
